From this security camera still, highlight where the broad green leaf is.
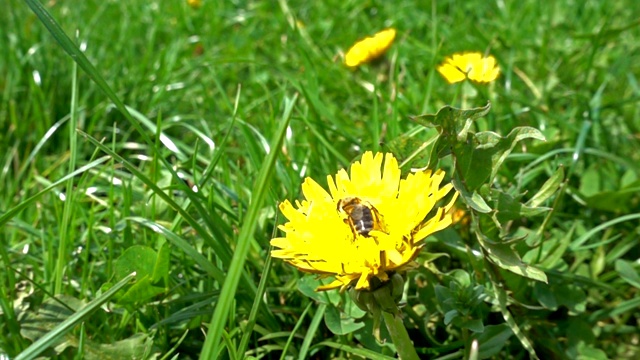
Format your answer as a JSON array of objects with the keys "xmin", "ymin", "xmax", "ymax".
[
  {"xmin": 151, "ymin": 242, "xmax": 171, "ymax": 284},
  {"xmin": 344, "ymin": 294, "xmax": 368, "ymax": 319},
  {"xmin": 297, "ymin": 275, "xmax": 341, "ymax": 306},
  {"xmin": 126, "ymin": 217, "xmax": 225, "ymax": 284},
  {"xmin": 324, "ymin": 306, "xmax": 365, "ymax": 335},
  {"xmin": 615, "ymin": 259, "xmax": 640, "ymax": 289},
  {"xmin": 555, "ymin": 283, "xmax": 587, "ymax": 314},
  {"xmin": 83, "ymin": 333, "xmax": 156, "ymax": 360},
  {"xmin": 583, "ymin": 183, "xmax": 640, "ymax": 213},
  {"xmin": 533, "ymin": 282, "xmax": 559, "ymax": 310},
  {"xmin": 444, "ymin": 309, "xmax": 459, "ymax": 325},
  {"xmin": 462, "ymin": 319, "xmax": 485, "ymax": 333},
  {"xmin": 114, "ymin": 245, "xmax": 157, "ymax": 282},
  {"xmin": 473, "ymin": 324, "xmax": 513, "ymax": 359},
  {"xmin": 117, "ymin": 276, "xmax": 165, "ymax": 305}
]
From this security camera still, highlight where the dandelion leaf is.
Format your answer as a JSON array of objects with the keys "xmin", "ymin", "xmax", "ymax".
[
  {"xmin": 20, "ymin": 295, "xmax": 84, "ymax": 357},
  {"xmin": 19, "ymin": 296, "xmax": 157, "ymax": 359},
  {"xmin": 452, "ymin": 177, "xmax": 492, "ymax": 213},
  {"xmin": 411, "ymin": 103, "xmax": 491, "ymax": 140},
  {"xmin": 456, "ymin": 127, "xmax": 546, "ymax": 192},
  {"xmin": 477, "ymin": 231, "xmax": 548, "ymax": 283},
  {"xmin": 492, "ymin": 190, "xmax": 550, "ymax": 233},
  {"xmin": 383, "ymin": 126, "xmax": 438, "ymax": 170}
]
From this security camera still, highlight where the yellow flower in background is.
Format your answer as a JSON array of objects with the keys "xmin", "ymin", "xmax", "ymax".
[
  {"xmin": 187, "ymin": 0, "xmax": 202, "ymax": 9},
  {"xmin": 437, "ymin": 52, "xmax": 500, "ymax": 84},
  {"xmin": 344, "ymin": 28, "xmax": 397, "ymax": 67},
  {"xmin": 271, "ymin": 152, "xmax": 458, "ymax": 291}
]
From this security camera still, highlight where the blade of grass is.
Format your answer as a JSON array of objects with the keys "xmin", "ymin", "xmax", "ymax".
[
  {"xmin": 236, "ymin": 227, "xmax": 277, "ymax": 357},
  {"xmin": 126, "ymin": 217, "xmax": 225, "ymax": 284},
  {"xmin": 0, "ymin": 156, "xmax": 109, "ymax": 228},
  {"xmin": 77, "ymin": 131, "xmax": 232, "ymax": 266},
  {"xmin": 278, "ymin": 302, "xmax": 312, "ymax": 360},
  {"xmin": 298, "ymin": 303, "xmax": 326, "ymax": 360},
  {"xmin": 314, "ymin": 341, "xmax": 397, "ymax": 360},
  {"xmin": 54, "ymin": 58, "xmax": 79, "ymax": 294},
  {"xmin": 199, "ymin": 94, "xmax": 297, "ymax": 360},
  {"xmin": 23, "ymin": 0, "xmax": 228, "ymax": 274},
  {"xmin": 569, "ymin": 213, "xmax": 640, "ymax": 251}
]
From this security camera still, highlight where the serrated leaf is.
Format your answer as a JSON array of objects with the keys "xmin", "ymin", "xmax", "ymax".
[
  {"xmin": 526, "ymin": 166, "xmax": 565, "ymax": 208},
  {"xmin": 477, "ymin": 232, "xmax": 548, "ymax": 283},
  {"xmin": 456, "ymin": 127, "xmax": 546, "ymax": 191},
  {"xmin": 411, "ymin": 103, "xmax": 492, "ymax": 141},
  {"xmin": 453, "ymin": 177, "xmax": 492, "ymax": 213},
  {"xmin": 493, "ymin": 190, "xmax": 549, "ymax": 229},
  {"xmin": 383, "ymin": 126, "xmax": 439, "ymax": 170},
  {"xmin": 324, "ymin": 305, "xmax": 365, "ymax": 335}
]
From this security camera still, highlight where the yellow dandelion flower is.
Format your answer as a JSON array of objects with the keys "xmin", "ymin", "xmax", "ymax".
[
  {"xmin": 271, "ymin": 151, "xmax": 458, "ymax": 291},
  {"xmin": 187, "ymin": 0, "xmax": 201, "ymax": 9},
  {"xmin": 437, "ymin": 52, "xmax": 500, "ymax": 84},
  {"xmin": 344, "ymin": 28, "xmax": 397, "ymax": 67}
]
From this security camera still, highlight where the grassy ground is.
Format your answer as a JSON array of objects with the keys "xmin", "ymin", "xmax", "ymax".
[{"xmin": 1, "ymin": 0, "xmax": 639, "ymax": 359}]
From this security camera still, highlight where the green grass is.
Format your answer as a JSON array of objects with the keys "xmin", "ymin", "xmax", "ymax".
[{"xmin": 1, "ymin": 0, "xmax": 639, "ymax": 359}]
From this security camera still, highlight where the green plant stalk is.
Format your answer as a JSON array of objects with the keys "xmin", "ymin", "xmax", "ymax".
[
  {"xmin": 199, "ymin": 95, "xmax": 297, "ymax": 360},
  {"xmin": 382, "ymin": 311, "xmax": 420, "ymax": 360},
  {"xmin": 298, "ymin": 303, "xmax": 326, "ymax": 360},
  {"xmin": 54, "ymin": 59, "xmax": 79, "ymax": 294}
]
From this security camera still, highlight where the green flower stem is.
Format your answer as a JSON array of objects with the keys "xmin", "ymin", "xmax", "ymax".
[{"xmin": 382, "ymin": 311, "xmax": 420, "ymax": 360}]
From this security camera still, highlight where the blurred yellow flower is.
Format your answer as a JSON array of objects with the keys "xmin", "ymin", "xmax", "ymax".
[
  {"xmin": 344, "ymin": 28, "xmax": 397, "ymax": 67},
  {"xmin": 271, "ymin": 152, "xmax": 458, "ymax": 291},
  {"xmin": 187, "ymin": 0, "xmax": 201, "ymax": 9},
  {"xmin": 437, "ymin": 52, "xmax": 500, "ymax": 84}
]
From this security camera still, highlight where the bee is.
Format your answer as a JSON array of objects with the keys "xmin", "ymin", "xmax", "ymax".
[{"xmin": 337, "ymin": 197, "xmax": 382, "ymax": 237}]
